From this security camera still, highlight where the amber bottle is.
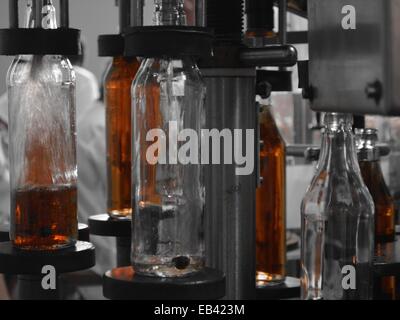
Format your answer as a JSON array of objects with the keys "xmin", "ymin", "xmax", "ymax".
[
  {"xmin": 256, "ymin": 103, "xmax": 286, "ymax": 286},
  {"xmin": 105, "ymin": 56, "xmax": 140, "ymax": 219},
  {"xmin": 9, "ymin": 0, "xmax": 78, "ymax": 250},
  {"xmin": 356, "ymin": 128, "xmax": 396, "ymax": 300},
  {"xmin": 356, "ymin": 129, "xmax": 395, "ymax": 243}
]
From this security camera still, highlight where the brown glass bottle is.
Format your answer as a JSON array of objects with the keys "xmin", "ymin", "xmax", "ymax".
[
  {"xmin": 356, "ymin": 128, "xmax": 396, "ymax": 300},
  {"xmin": 356, "ymin": 129, "xmax": 395, "ymax": 243},
  {"xmin": 256, "ymin": 103, "xmax": 286, "ymax": 286},
  {"xmin": 105, "ymin": 56, "xmax": 140, "ymax": 219}
]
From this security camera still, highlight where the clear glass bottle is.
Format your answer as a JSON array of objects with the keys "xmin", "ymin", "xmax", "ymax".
[
  {"xmin": 131, "ymin": 1, "xmax": 206, "ymax": 277},
  {"xmin": 7, "ymin": 0, "xmax": 78, "ymax": 250},
  {"xmin": 301, "ymin": 113, "xmax": 374, "ymax": 300},
  {"xmin": 105, "ymin": 56, "xmax": 140, "ymax": 219},
  {"xmin": 356, "ymin": 128, "xmax": 396, "ymax": 300},
  {"xmin": 256, "ymin": 101, "xmax": 286, "ymax": 286}
]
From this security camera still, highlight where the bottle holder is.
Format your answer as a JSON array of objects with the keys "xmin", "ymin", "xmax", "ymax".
[
  {"xmin": 0, "ymin": 28, "xmax": 81, "ymax": 56},
  {"xmin": 124, "ymin": 26, "xmax": 214, "ymax": 58}
]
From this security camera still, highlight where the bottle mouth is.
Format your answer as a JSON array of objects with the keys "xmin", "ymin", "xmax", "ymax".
[
  {"xmin": 355, "ymin": 128, "xmax": 379, "ymax": 161},
  {"xmin": 323, "ymin": 112, "xmax": 353, "ymax": 131},
  {"xmin": 354, "ymin": 128, "xmax": 378, "ymax": 138}
]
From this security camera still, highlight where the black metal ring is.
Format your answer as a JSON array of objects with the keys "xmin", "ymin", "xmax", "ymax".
[
  {"xmin": 98, "ymin": 34, "xmax": 125, "ymax": 57},
  {"xmin": 0, "ymin": 28, "xmax": 81, "ymax": 55},
  {"xmin": 124, "ymin": 26, "xmax": 214, "ymax": 58}
]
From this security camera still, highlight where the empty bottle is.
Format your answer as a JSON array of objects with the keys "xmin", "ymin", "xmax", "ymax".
[
  {"xmin": 301, "ymin": 113, "xmax": 374, "ymax": 300},
  {"xmin": 130, "ymin": 0, "xmax": 206, "ymax": 277}
]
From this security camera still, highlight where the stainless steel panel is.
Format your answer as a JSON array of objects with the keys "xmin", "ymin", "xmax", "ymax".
[
  {"xmin": 308, "ymin": 0, "xmax": 400, "ymax": 115},
  {"xmin": 202, "ymin": 68, "xmax": 256, "ymax": 300}
]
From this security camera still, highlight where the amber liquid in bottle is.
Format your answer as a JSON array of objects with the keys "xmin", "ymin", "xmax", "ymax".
[
  {"xmin": 359, "ymin": 161, "xmax": 395, "ymax": 243},
  {"xmin": 105, "ymin": 56, "xmax": 140, "ymax": 218},
  {"xmin": 11, "ymin": 185, "xmax": 78, "ymax": 250},
  {"xmin": 256, "ymin": 104, "xmax": 286, "ymax": 286},
  {"xmin": 359, "ymin": 160, "xmax": 396, "ymax": 300}
]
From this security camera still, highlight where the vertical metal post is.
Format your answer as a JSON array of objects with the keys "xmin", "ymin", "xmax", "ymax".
[
  {"xmin": 60, "ymin": 0, "xmax": 69, "ymax": 28},
  {"xmin": 34, "ymin": 0, "xmax": 43, "ymax": 28},
  {"xmin": 130, "ymin": 0, "xmax": 144, "ymax": 27},
  {"xmin": 279, "ymin": 0, "xmax": 287, "ymax": 45},
  {"xmin": 119, "ymin": 0, "xmax": 131, "ymax": 32},
  {"xmin": 203, "ymin": 68, "xmax": 257, "ymax": 300},
  {"xmin": 116, "ymin": 237, "xmax": 131, "ymax": 267},
  {"xmin": 9, "ymin": 0, "xmax": 19, "ymax": 29},
  {"xmin": 195, "ymin": 0, "xmax": 206, "ymax": 27}
]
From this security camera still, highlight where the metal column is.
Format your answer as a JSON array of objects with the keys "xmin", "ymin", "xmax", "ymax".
[{"xmin": 203, "ymin": 68, "xmax": 257, "ymax": 300}]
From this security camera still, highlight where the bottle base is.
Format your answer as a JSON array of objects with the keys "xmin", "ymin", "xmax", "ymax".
[
  {"xmin": 12, "ymin": 239, "xmax": 77, "ymax": 251},
  {"xmin": 256, "ymin": 271, "xmax": 286, "ymax": 287},
  {"xmin": 108, "ymin": 208, "xmax": 132, "ymax": 220},
  {"xmin": 133, "ymin": 256, "xmax": 205, "ymax": 278}
]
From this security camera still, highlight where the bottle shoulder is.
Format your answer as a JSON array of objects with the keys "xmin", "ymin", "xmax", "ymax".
[
  {"xmin": 7, "ymin": 55, "xmax": 75, "ymax": 86},
  {"xmin": 302, "ymin": 168, "xmax": 375, "ymax": 217}
]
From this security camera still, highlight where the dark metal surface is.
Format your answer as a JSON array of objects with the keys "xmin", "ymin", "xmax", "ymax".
[
  {"xmin": 103, "ymin": 267, "xmax": 226, "ymax": 300},
  {"xmin": 256, "ymin": 277, "xmax": 300, "ymax": 300},
  {"xmin": 203, "ymin": 68, "xmax": 257, "ymax": 300},
  {"xmin": 0, "ymin": 241, "xmax": 95, "ymax": 275},
  {"xmin": 9, "ymin": 0, "xmax": 19, "ymax": 29},
  {"xmin": 308, "ymin": 0, "xmax": 400, "ymax": 115},
  {"xmin": 119, "ymin": 0, "xmax": 131, "ymax": 32},
  {"xmin": 0, "ymin": 28, "xmax": 81, "ymax": 55},
  {"xmin": 195, "ymin": 0, "xmax": 206, "ymax": 27},
  {"xmin": 124, "ymin": 26, "xmax": 214, "ymax": 58},
  {"xmin": 0, "ymin": 223, "xmax": 90, "ymax": 243},
  {"xmin": 130, "ymin": 0, "xmax": 143, "ymax": 27},
  {"xmin": 16, "ymin": 275, "xmax": 61, "ymax": 300},
  {"xmin": 279, "ymin": 0, "xmax": 287, "ymax": 44},
  {"xmin": 34, "ymin": 0, "xmax": 43, "ymax": 28},
  {"xmin": 240, "ymin": 45, "xmax": 297, "ymax": 67},
  {"xmin": 88, "ymin": 214, "xmax": 131, "ymax": 238},
  {"xmin": 116, "ymin": 237, "xmax": 131, "ymax": 267},
  {"xmin": 374, "ymin": 237, "xmax": 400, "ymax": 277},
  {"xmin": 60, "ymin": 0, "xmax": 69, "ymax": 28}
]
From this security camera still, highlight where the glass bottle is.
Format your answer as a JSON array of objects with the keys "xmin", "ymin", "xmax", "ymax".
[
  {"xmin": 7, "ymin": 0, "xmax": 77, "ymax": 250},
  {"xmin": 105, "ymin": 56, "xmax": 140, "ymax": 219},
  {"xmin": 356, "ymin": 128, "xmax": 395, "ymax": 243},
  {"xmin": 301, "ymin": 113, "xmax": 374, "ymax": 300},
  {"xmin": 355, "ymin": 128, "xmax": 396, "ymax": 300},
  {"xmin": 256, "ymin": 101, "xmax": 286, "ymax": 286},
  {"xmin": 131, "ymin": 1, "xmax": 206, "ymax": 277}
]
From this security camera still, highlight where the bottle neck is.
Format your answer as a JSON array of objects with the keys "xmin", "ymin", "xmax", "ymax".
[
  {"xmin": 154, "ymin": 0, "xmax": 187, "ymax": 26},
  {"xmin": 318, "ymin": 125, "xmax": 359, "ymax": 173}
]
